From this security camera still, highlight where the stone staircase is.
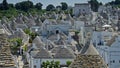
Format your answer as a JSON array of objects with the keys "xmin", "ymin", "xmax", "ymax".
[
  {"xmin": 0, "ymin": 34, "xmax": 16, "ymax": 68},
  {"xmin": 0, "ymin": 45, "xmax": 15, "ymax": 67}
]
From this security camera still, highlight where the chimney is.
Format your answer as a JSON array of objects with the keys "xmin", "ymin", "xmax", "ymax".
[
  {"xmin": 57, "ymin": 34, "xmax": 60, "ymax": 41},
  {"xmin": 56, "ymin": 30, "xmax": 60, "ymax": 41},
  {"xmin": 68, "ymin": 33, "xmax": 72, "ymax": 43}
]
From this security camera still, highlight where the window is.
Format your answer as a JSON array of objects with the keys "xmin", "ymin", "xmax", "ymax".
[
  {"xmin": 56, "ymin": 30, "xmax": 59, "ymax": 34},
  {"xmin": 113, "ymin": 60, "xmax": 115, "ymax": 63},
  {"xmin": 110, "ymin": 60, "xmax": 115, "ymax": 63},
  {"xmin": 34, "ymin": 65, "xmax": 36, "ymax": 68},
  {"xmin": 83, "ymin": 9, "xmax": 85, "ymax": 11}
]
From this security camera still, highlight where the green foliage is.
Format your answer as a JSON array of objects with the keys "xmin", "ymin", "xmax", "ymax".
[
  {"xmin": 0, "ymin": 8, "xmax": 25, "ymax": 19},
  {"xmin": 0, "ymin": 0, "xmax": 45, "ymax": 19},
  {"xmin": 15, "ymin": 1, "xmax": 33, "ymax": 12},
  {"xmin": 24, "ymin": 28, "xmax": 38, "ymax": 43},
  {"xmin": 42, "ymin": 62, "xmax": 46, "ymax": 68},
  {"xmin": 16, "ymin": 38, "xmax": 22, "ymax": 46},
  {"xmin": 24, "ymin": 28, "xmax": 31, "ymax": 35},
  {"xmin": 75, "ymin": 31, "xmax": 79, "ymax": 35},
  {"xmin": 23, "ymin": 45, "xmax": 27, "ymax": 51},
  {"xmin": 10, "ymin": 44, "xmax": 19, "ymax": 54},
  {"xmin": 10, "ymin": 38, "xmax": 22, "ymax": 46},
  {"xmin": 31, "ymin": 32, "xmax": 39, "ymax": 40},
  {"xmin": 88, "ymin": 0, "xmax": 102, "ymax": 12},
  {"xmin": 64, "ymin": 10, "xmax": 69, "ymax": 14},
  {"xmin": 35, "ymin": 2, "xmax": 43, "ymax": 10},
  {"xmin": 42, "ymin": 60, "xmax": 60, "ymax": 68},
  {"xmin": 8, "ymin": 3, "xmax": 14, "ymax": 8},
  {"xmin": 66, "ymin": 61, "xmax": 72, "ymax": 66},
  {"xmin": 56, "ymin": 5, "xmax": 62, "ymax": 10},
  {"xmin": 9, "ymin": 38, "xmax": 22, "ymax": 54},
  {"xmin": 106, "ymin": 0, "xmax": 120, "ymax": 8},
  {"xmin": 46, "ymin": 4, "xmax": 55, "ymax": 11},
  {"xmin": 54, "ymin": 61, "xmax": 60, "ymax": 68},
  {"xmin": 61, "ymin": 2, "xmax": 68, "ymax": 10}
]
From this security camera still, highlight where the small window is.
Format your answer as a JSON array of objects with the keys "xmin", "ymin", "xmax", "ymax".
[
  {"xmin": 56, "ymin": 30, "xmax": 59, "ymax": 34},
  {"xmin": 83, "ymin": 9, "xmax": 85, "ymax": 11},
  {"xmin": 113, "ymin": 60, "xmax": 115, "ymax": 63},
  {"xmin": 34, "ymin": 65, "xmax": 36, "ymax": 68}
]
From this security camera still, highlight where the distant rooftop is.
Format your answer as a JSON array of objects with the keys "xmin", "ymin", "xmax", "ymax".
[{"xmin": 75, "ymin": 3, "xmax": 90, "ymax": 6}]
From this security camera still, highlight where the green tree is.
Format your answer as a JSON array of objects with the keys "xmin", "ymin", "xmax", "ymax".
[
  {"xmin": 10, "ymin": 38, "xmax": 22, "ymax": 46},
  {"xmin": 9, "ymin": 4, "xmax": 14, "ymax": 8},
  {"xmin": 88, "ymin": 0, "xmax": 102, "ymax": 12},
  {"xmin": 61, "ymin": 2, "xmax": 68, "ymax": 10},
  {"xmin": 46, "ymin": 4, "xmax": 55, "ymax": 11},
  {"xmin": 9, "ymin": 38, "xmax": 22, "ymax": 53},
  {"xmin": 2, "ymin": 0, "xmax": 9, "ymax": 10},
  {"xmin": 15, "ymin": 1, "xmax": 33, "ymax": 12},
  {"xmin": 35, "ymin": 2, "xmax": 43, "ymax": 10},
  {"xmin": 0, "ymin": 4, "xmax": 3, "ymax": 10},
  {"xmin": 54, "ymin": 61, "xmax": 60, "ymax": 68},
  {"xmin": 24, "ymin": 28, "xmax": 31, "ymax": 35},
  {"xmin": 99, "ymin": 2, "xmax": 103, "ymax": 5},
  {"xmin": 16, "ymin": 38, "xmax": 22, "ymax": 46},
  {"xmin": 56, "ymin": 5, "xmax": 62, "ymax": 10},
  {"xmin": 49, "ymin": 61, "xmax": 54, "ymax": 68},
  {"xmin": 24, "ymin": 28, "xmax": 38, "ymax": 42},
  {"xmin": 41, "ymin": 61, "xmax": 46, "ymax": 68},
  {"xmin": 46, "ymin": 61, "xmax": 50, "ymax": 67},
  {"xmin": 23, "ymin": 45, "xmax": 27, "ymax": 51},
  {"xmin": 42, "ymin": 61, "xmax": 60, "ymax": 68},
  {"xmin": 106, "ymin": 0, "xmax": 120, "ymax": 6},
  {"xmin": 66, "ymin": 61, "xmax": 72, "ymax": 66}
]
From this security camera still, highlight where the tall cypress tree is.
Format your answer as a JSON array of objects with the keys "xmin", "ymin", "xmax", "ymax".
[{"xmin": 2, "ymin": 0, "xmax": 9, "ymax": 10}]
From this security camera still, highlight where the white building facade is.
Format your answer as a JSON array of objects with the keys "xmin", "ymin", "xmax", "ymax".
[
  {"xmin": 92, "ymin": 31, "xmax": 120, "ymax": 68},
  {"xmin": 73, "ymin": 3, "xmax": 91, "ymax": 17}
]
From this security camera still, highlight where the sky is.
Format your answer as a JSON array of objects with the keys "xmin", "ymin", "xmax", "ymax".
[{"xmin": 0, "ymin": 0, "xmax": 114, "ymax": 8}]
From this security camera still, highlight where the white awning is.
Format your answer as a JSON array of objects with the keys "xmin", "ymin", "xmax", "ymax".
[{"xmin": 102, "ymin": 24, "xmax": 111, "ymax": 28}]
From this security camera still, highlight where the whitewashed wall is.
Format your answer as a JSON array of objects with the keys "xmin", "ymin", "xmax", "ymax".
[{"xmin": 73, "ymin": 4, "xmax": 91, "ymax": 16}]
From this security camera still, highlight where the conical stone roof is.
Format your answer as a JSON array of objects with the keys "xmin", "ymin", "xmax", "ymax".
[
  {"xmin": 31, "ymin": 47, "xmax": 52, "ymax": 59},
  {"xmin": 85, "ymin": 42, "xmax": 99, "ymax": 55},
  {"xmin": 54, "ymin": 46, "xmax": 75, "ymax": 59},
  {"xmin": 32, "ymin": 36, "xmax": 45, "ymax": 48},
  {"xmin": 80, "ymin": 41, "xmax": 99, "ymax": 55}
]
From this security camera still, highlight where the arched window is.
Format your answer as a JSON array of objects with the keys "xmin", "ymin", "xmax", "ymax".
[{"xmin": 56, "ymin": 30, "xmax": 59, "ymax": 34}]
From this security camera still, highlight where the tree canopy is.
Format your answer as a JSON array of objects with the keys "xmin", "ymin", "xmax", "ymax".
[
  {"xmin": 56, "ymin": 5, "xmax": 62, "ymax": 10},
  {"xmin": 61, "ymin": 2, "xmax": 68, "ymax": 10},
  {"xmin": 46, "ymin": 4, "xmax": 55, "ymax": 11},
  {"xmin": 15, "ymin": 1, "xmax": 33, "ymax": 12},
  {"xmin": 107, "ymin": 0, "xmax": 120, "ymax": 7},
  {"xmin": 35, "ymin": 2, "xmax": 43, "ymax": 10},
  {"xmin": 0, "ymin": 0, "xmax": 9, "ymax": 10},
  {"xmin": 88, "ymin": 0, "xmax": 102, "ymax": 12}
]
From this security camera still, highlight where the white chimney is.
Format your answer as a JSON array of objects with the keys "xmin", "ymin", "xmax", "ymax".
[
  {"xmin": 57, "ymin": 34, "xmax": 60, "ymax": 41},
  {"xmin": 68, "ymin": 33, "xmax": 72, "ymax": 43}
]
